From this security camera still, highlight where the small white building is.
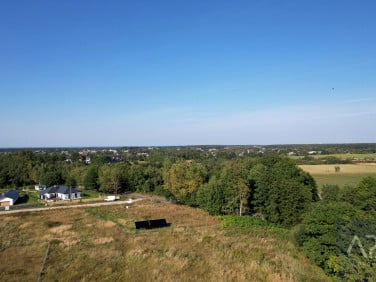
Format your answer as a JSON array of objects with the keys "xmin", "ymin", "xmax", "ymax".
[{"xmin": 35, "ymin": 184, "xmax": 46, "ymax": 191}]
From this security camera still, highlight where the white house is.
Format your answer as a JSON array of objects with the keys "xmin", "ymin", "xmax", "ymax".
[
  {"xmin": 39, "ymin": 185, "xmax": 81, "ymax": 201},
  {"xmin": 0, "ymin": 190, "xmax": 20, "ymax": 206}
]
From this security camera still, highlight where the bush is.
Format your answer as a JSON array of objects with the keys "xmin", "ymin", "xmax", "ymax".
[{"xmin": 218, "ymin": 215, "xmax": 267, "ymax": 228}]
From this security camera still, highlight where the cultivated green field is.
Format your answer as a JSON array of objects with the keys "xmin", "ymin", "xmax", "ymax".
[
  {"xmin": 0, "ymin": 201, "xmax": 329, "ymax": 282},
  {"xmin": 292, "ymin": 153, "xmax": 376, "ymax": 162},
  {"xmin": 299, "ymin": 163, "xmax": 376, "ymax": 188}
]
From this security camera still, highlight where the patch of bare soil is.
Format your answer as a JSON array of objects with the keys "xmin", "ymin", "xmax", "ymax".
[{"xmin": 93, "ymin": 237, "xmax": 114, "ymax": 245}]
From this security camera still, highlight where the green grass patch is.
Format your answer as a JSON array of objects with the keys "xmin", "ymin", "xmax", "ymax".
[
  {"xmin": 218, "ymin": 215, "xmax": 267, "ymax": 228},
  {"xmin": 291, "ymin": 153, "xmax": 376, "ymax": 161},
  {"xmin": 217, "ymin": 215, "xmax": 288, "ymax": 240},
  {"xmin": 81, "ymin": 190, "xmax": 101, "ymax": 198},
  {"xmin": 86, "ymin": 207, "xmax": 133, "ymax": 231},
  {"xmin": 316, "ymin": 153, "xmax": 376, "ymax": 160},
  {"xmin": 16, "ymin": 191, "xmax": 42, "ymax": 205},
  {"xmin": 26, "ymin": 191, "xmax": 40, "ymax": 203},
  {"xmin": 299, "ymin": 164, "xmax": 376, "ymax": 188},
  {"xmin": 314, "ymin": 173, "xmax": 375, "ymax": 188}
]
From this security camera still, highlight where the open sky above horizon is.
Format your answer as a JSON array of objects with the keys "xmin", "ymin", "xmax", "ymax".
[{"xmin": 1, "ymin": 0, "xmax": 375, "ymax": 147}]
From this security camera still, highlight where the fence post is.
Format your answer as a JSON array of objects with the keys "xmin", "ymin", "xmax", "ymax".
[{"xmin": 37, "ymin": 241, "xmax": 51, "ymax": 282}]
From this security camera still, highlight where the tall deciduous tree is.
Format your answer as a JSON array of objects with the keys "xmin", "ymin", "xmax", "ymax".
[
  {"xmin": 98, "ymin": 164, "xmax": 128, "ymax": 194},
  {"xmin": 196, "ymin": 177, "xmax": 225, "ymax": 215},
  {"xmin": 250, "ymin": 155, "xmax": 318, "ymax": 226},
  {"xmin": 164, "ymin": 160, "xmax": 207, "ymax": 201},
  {"xmin": 220, "ymin": 161, "xmax": 250, "ymax": 215},
  {"xmin": 40, "ymin": 170, "xmax": 63, "ymax": 187},
  {"xmin": 295, "ymin": 202, "xmax": 363, "ymax": 274},
  {"xmin": 341, "ymin": 176, "xmax": 376, "ymax": 214},
  {"xmin": 84, "ymin": 166, "xmax": 99, "ymax": 189}
]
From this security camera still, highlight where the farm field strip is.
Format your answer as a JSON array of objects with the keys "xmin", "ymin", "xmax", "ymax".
[
  {"xmin": 299, "ymin": 164, "xmax": 376, "ymax": 187},
  {"xmin": 291, "ymin": 153, "xmax": 376, "ymax": 160},
  {"xmin": 299, "ymin": 163, "xmax": 376, "ymax": 174}
]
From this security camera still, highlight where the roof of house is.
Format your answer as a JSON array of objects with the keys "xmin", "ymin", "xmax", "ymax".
[
  {"xmin": 39, "ymin": 185, "xmax": 80, "ymax": 196},
  {"xmin": 0, "ymin": 190, "xmax": 20, "ymax": 202}
]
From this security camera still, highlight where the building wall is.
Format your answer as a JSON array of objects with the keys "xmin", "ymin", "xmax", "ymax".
[
  {"xmin": 56, "ymin": 192, "xmax": 81, "ymax": 200},
  {"xmin": 57, "ymin": 193, "xmax": 69, "ymax": 200},
  {"xmin": 41, "ymin": 193, "xmax": 54, "ymax": 199},
  {"xmin": 0, "ymin": 198, "xmax": 13, "ymax": 206},
  {"xmin": 40, "ymin": 191, "xmax": 81, "ymax": 200}
]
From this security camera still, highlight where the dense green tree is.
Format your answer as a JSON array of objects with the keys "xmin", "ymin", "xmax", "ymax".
[
  {"xmin": 294, "ymin": 176, "xmax": 376, "ymax": 279},
  {"xmin": 250, "ymin": 155, "xmax": 318, "ymax": 226},
  {"xmin": 220, "ymin": 161, "xmax": 250, "ymax": 215},
  {"xmin": 127, "ymin": 164, "xmax": 163, "ymax": 193},
  {"xmin": 127, "ymin": 164, "xmax": 147, "ymax": 192},
  {"xmin": 295, "ymin": 202, "xmax": 361, "ymax": 273},
  {"xmin": 321, "ymin": 184, "xmax": 340, "ymax": 203},
  {"xmin": 91, "ymin": 154, "xmax": 112, "ymax": 165},
  {"xmin": 340, "ymin": 177, "xmax": 376, "ymax": 217},
  {"xmin": 40, "ymin": 170, "xmax": 63, "ymax": 187},
  {"xmin": 68, "ymin": 166, "xmax": 87, "ymax": 188},
  {"xmin": 351, "ymin": 177, "xmax": 376, "ymax": 213},
  {"xmin": 98, "ymin": 164, "xmax": 128, "ymax": 194},
  {"xmin": 328, "ymin": 254, "xmax": 376, "ymax": 281},
  {"xmin": 164, "ymin": 160, "xmax": 207, "ymax": 201},
  {"xmin": 84, "ymin": 166, "xmax": 99, "ymax": 189},
  {"xmin": 196, "ymin": 177, "xmax": 225, "ymax": 215},
  {"xmin": 0, "ymin": 156, "xmax": 12, "ymax": 187},
  {"xmin": 65, "ymin": 175, "xmax": 77, "ymax": 188}
]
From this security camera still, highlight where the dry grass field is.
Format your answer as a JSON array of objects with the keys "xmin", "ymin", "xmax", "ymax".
[
  {"xmin": 0, "ymin": 201, "xmax": 329, "ymax": 282},
  {"xmin": 299, "ymin": 163, "xmax": 376, "ymax": 187}
]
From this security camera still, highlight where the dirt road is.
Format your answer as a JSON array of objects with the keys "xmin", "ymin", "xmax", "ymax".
[{"xmin": 0, "ymin": 197, "xmax": 145, "ymax": 216}]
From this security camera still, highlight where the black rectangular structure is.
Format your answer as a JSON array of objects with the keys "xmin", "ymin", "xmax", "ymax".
[
  {"xmin": 149, "ymin": 219, "xmax": 168, "ymax": 228},
  {"xmin": 135, "ymin": 219, "xmax": 168, "ymax": 229},
  {"xmin": 135, "ymin": 220, "xmax": 150, "ymax": 229}
]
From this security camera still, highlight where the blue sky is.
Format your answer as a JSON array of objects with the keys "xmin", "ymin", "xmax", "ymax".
[{"xmin": 0, "ymin": 0, "xmax": 375, "ymax": 147}]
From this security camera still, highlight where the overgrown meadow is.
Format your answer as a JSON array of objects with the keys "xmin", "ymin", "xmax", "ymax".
[{"xmin": 0, "ymin": 201, "xmax": 329, "ymax": 282}]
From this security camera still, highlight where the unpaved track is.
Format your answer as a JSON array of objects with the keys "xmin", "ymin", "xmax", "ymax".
[{"xmin": 0, "ymin": 198, "xmax": 144, "ymax": 215}]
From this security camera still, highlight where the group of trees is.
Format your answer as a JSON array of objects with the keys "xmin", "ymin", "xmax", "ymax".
[
  {"xmin": 0, "ymin": 150, "xmax": 66, "ymax": 188},
  {"xmin": 163, "ymin": 156, "xmax": 318, "ymax": 227},
  {"xmin": 0, "ymin": 151, "xmax": 164, "ymax": 195},
  {"xmin": 0, "ymin": 150, "xmax": 319, "ymax": 227},
  {"xmin": 295, "ymin": 177, "xmax": 376, "ymax": 280}
]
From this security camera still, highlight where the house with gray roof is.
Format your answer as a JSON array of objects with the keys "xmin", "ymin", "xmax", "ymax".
[
  {"xmin": 39, "ymin": 185, "xmax": 81, "ymax": 201},
  {"xmin": 0, "ymin": 190, "xmax": 20, "ymax": 206}
]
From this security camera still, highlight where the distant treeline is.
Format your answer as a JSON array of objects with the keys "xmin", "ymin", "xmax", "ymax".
[
  {"xmin": 1, "ymin": 142, "xmax": 375, "ymax": 155},
  {"xmin": 266, "ymin": 143, "xmax": 376, "ymax": 155}
]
